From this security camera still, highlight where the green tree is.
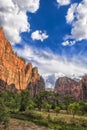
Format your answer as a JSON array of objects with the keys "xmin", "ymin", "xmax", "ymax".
[
  {"xmin": 55, "ymin": 106, "xmax": 60, "ymax": 116},
  {"xmin": 26, "ymin": 100, "xmax": 35, "ymax": 112},
  {"xmin": 0, "ymin": 98, "xmax": 10, "ymax": 130},
  {"xmin": 69, "ymin": 102, "xmax": 80, "ymax": 118},
  {"xmin": 63, "ymin": 94, "xmax": 74, "ymax": 113},
  {"xmin": 44, "ymin": 103, "xmax": 51, "ymax": 112},
  {"xmin": 20, "ymin": 90, "xmax": 31, "ymax": 111},
  {"xmin": 34, "ymin": 91, "xmax": 44, "ymax": 110},
  {"xmin": 79, "ymin": 101, "xmax": 87, "ymax": 115},
  {"xmin": 13, "ymin": 92, "xmax": 21, "ymax": 112},
  {"xmin": 0, "ymin": 91, "xmax": 21, "ymax": 112},
  {"xmin": 54, "ymin": 93, "xmax": 60, "ymax": 107}
]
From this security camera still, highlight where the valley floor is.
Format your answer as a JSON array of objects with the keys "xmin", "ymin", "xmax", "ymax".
[
  {"xmin": 9, "ymin": 111, "xmax": 87, "ymax": 130},
  {"xmin": 0, "ymin": 118, "xmax": 53, "ymax": 130}
]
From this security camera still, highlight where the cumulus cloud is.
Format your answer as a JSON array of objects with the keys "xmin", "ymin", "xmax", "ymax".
[
  {"xmin": 31, "ymin": 30, "xmax": 49, "ymax": 42},
  {"xmin": 57, "ymin": 0, "xmax": 70, "ymax": 6},
  {"xmin": 0, "ymin": 0, "xmax": 40, "ymax": 44},
  {"xmin": 66, "ymin": 3, "xmax": 78, "ymax": 23},
  {"xmin": 12, "ymin": 0, "xmax": 40, "ymax": 13},
  {"xmin": 14, "ymin": 44, "xmax": 87, "ymax": 76},
  {"xmin": 65, "ymin": 0, "xmax": 87, "ymax": 43}
]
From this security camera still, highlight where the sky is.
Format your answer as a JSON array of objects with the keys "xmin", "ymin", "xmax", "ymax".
[{"xmin": 0, "ymin": 0, "xmax": 87, "ymax": 80}]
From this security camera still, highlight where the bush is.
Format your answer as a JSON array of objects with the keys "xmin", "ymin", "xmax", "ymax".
[
  {"xmin": 34, "ymin": 119, "xmax": 49, "ymax": 127},
  {"xmin": 44, "ymin": 103, "xmax": 51, "ymax": 112},
  {"xmin": 25, "ymin": 111, "xmax": 43, "ymax": 120},
  {"xmin": 55, "ymin": 106, "xmax": 60, "ymax": 115},
  {"xmin": 47, "ymin": 114, "xmax": 52, "ymax": 121}
]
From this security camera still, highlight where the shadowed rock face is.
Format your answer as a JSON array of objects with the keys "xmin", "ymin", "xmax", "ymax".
[
  {"xmin": 0, "ymin": 27, "xmax": 45, "ymax": 94},
  {"xmin": 54, "ymin": 76, "xmax": 87, "ymax": 101},
  {"xmin": 27, "ymin": 76, "xmax": 45, "ymax": 97},
  {"xmin": 0, "ymin": 79, "xmax": 17, "ymax": 92},
  {"xmin": 81, "ymin": 76, "xmax": 87, "ymax": 100}
]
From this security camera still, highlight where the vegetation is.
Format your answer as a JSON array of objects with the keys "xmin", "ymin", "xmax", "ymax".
[
  {"xmin": 0, "ymin": 98, "xmax": 10, "ymax": 130},
  {"xmin": 69, "ymin": 102, "xmax": 80, "ymax": 118},
  {"xmin": 0, "ymin": 90, "xmax": 87, "ymax": 130},
  {"xmin": 55, "ymin": 106, "xmax": 60, "ymax": 115}
]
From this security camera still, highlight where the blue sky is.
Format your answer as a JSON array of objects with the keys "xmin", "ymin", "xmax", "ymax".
[
  {"xmin": 23, "ymin": 0, "xmax": 87, "ymax": 56},
  {"xmin": 0, "ymin": 0, "xmax": 87, "ymax": 77},
  {"xmin": 20, "ymin": 0, "xmax": 87, "ymax": 59}
]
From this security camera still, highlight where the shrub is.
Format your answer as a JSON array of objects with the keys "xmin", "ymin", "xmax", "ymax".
[
  {"xmin": 55, "ymin": 106, "xmax": 60, "ymax": 115},
  {"xmin": 47, "ymin": 114, "xmax": 52, "ymax": 121}
]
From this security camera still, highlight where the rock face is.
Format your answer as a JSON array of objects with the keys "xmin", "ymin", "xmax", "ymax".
[
  {"xmin": 81, "ymin": 76, "xmax": 87, "ymax": 100},
  {"xmin": 27, "ymin": 75, "xmax": 45, "ymax": 97},
  {"xmin": 54, "ymin": 76, "xmax": 87, "ymax": 101},
  {"xmin": 0, "ymin": 27, "xmax": 45, "ymax": 94}
]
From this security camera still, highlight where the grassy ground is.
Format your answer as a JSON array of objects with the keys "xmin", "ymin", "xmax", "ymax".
[
  {"xmin": 10, "ymin": 110, "xmax": 87, "ymax": 130},
  {"xmin": 34, "ymin": 110, "xmax": 87, "ymax": 121}
]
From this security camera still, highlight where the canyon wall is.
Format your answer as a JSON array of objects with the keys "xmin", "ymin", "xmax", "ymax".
[
  {"xmin": 0, "ymin": 27, "xmax": 45, "ymax": 93},
  {"xmin": 54, "ymin": 76, "xmax": 87, "ymax": 101}
]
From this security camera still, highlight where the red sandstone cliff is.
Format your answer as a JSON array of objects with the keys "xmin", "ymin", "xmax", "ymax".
[
  {"xmin": 0, "ymin": 27, "xmax": 45, "ymax": 93},
  {"xmin": 54, "ymin": 76, "xmax": 87, "ymax": 101}
]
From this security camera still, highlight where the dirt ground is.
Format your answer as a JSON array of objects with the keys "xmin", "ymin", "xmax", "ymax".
[{"xmin": 0, "ymin": 119, "xmax": 53, "ymax": 130}]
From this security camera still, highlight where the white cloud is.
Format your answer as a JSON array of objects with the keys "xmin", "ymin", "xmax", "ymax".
[
  {"xmin": 0, "ymin": 0, "xmax": 40, "ymax": 44},
  {"xmin": 62, "ymin": 41, "xmax": 70, "ymax": 46},
  {"xmin": 66, "ymin": 0, "xmax": 87, "ymax": 42},
  {"xmin": 57, "ymin": 0, "xmax": 70, "ymax": 6},
  {"xmin": 31, "ymin": 30, "xmax": 49, "ymax": 42},
  {"xmin": 12, "ymin": 0, "xmax": 40, "ymax": 13},
  {"xmin": 14, "ymin": 45, "xmax": 87, "ymax": 77},
  {"xmin": 66, "ymin": 3, "xmax": 78, "ymax": 23},
  {"xmin": 14, "ymin": 44, "xmax": 87, "ymax": 88},
  {"xmin": 62, "ymin": 40, "xmax": 76, "ymax": 46}
]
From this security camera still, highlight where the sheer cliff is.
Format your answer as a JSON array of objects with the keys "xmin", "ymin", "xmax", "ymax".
[
  {"xmin": 0, "ymin": 27, "xmax": 45, "ymax": 93},
  {"xmin": 54, "ymin": 76, "xmax": 87, "ymax": 101}
]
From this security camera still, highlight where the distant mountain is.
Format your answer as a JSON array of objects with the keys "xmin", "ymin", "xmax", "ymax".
[
  {"xmin": 43, "ymin": 73, "xmax": 65, "ymax": 88},
  {"xmin": 43, "ymin": 73, "xmax": 84, "ymax": 88},
  {"xmin": 54, "ymin": 75, "xmax": 87, "ymax": 101}
]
